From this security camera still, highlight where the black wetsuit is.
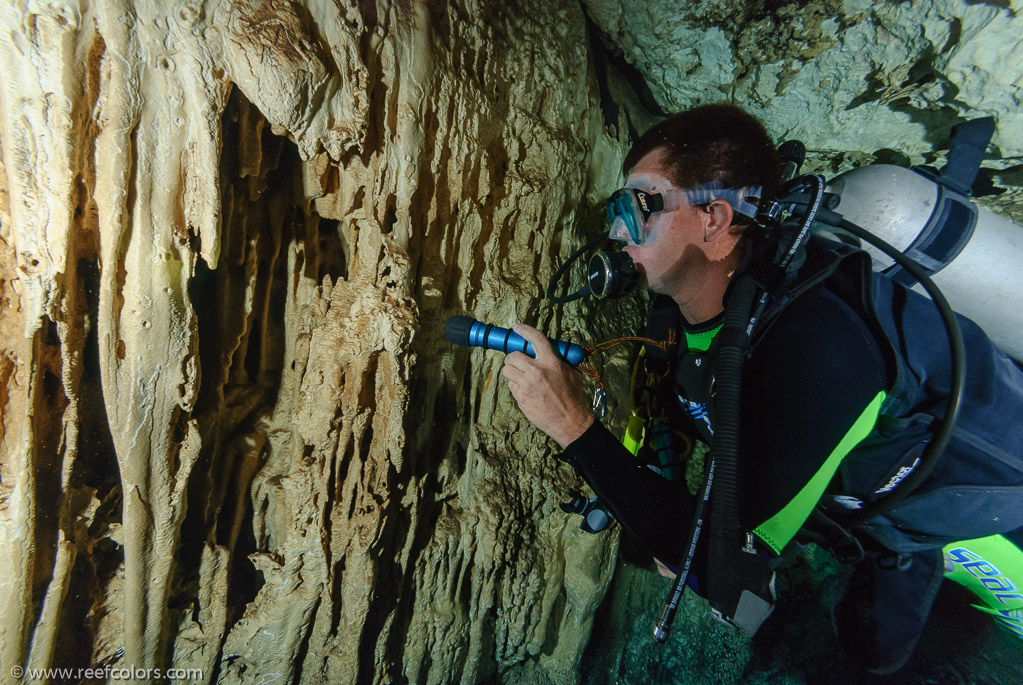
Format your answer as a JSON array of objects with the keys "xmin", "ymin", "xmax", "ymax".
[
  {"xmin": 561, "ymin": 285, "xmax": 887, "ymax": 566},
  {"xmin": 559, "ymin": 239, "xmax": 1023, "ymax": 672}
]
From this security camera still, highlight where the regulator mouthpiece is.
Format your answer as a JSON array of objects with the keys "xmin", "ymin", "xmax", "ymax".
[
  {"xmin": 587, "ymin": 250, "xmax": 641, "ymax": 299},
  {"xmin": 546, "ymin": 231, "xmax": 642, "ymax": 303}
]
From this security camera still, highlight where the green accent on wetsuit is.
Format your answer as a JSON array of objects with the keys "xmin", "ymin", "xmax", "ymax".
[
  {"xmin": 944, "ymin": 534, "xmax": 1023, "ymax": 609},
  {"xmin": 685, "ymin": 324, "xmax": 723, "ymax": 352},
  {"xmin": 753, "ymin": 390, "xmax": 887, "ymax": 555}
]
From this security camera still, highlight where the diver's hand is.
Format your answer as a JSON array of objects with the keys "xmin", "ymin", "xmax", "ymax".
[{"xmin": 502, "ymin": 323, "xmax": 595, "ymax": 448}]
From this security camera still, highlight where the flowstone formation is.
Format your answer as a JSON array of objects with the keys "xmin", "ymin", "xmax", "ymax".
[
  {"xmin": 0, "ymin": 1, "xmax": 648, "ymax": 683},
  {"xmin": 2, "ymin": 1, "xmax": 1022, "ymax": 684}
]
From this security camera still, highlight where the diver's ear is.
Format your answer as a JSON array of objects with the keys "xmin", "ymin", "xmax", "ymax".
[{"xmin": 703, "ymin": 199, "xmax": 735, "ymax": 243}]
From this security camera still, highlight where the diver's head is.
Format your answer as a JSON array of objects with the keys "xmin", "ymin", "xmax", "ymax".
[
  {"xmin": 622, "ymin": 103, "xmax": 781, "ymax": 239},
  {"xmin": 600, "ymin": 105, "xmax": 781, "ymax": 310}
]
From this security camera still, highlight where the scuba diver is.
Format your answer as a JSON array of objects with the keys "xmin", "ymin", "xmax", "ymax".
[{"xmin": 499, "ymin": 104, "xmax": 1023, "ymax": 674}]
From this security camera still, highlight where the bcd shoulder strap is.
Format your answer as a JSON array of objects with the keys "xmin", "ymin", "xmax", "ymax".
[{"xmin": 749, "ymin": 237, "xmax": 874, "ymax": 349}]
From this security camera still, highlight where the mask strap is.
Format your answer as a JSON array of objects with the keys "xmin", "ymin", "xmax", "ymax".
[{"xmin": 663, "ymin": 182, "xmax": 763, "ymax": 219}]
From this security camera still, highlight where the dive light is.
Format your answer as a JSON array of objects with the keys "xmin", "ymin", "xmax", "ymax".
[{"xmin": 444, "ymin": 315, "xmax": 587, "ymax": 367}]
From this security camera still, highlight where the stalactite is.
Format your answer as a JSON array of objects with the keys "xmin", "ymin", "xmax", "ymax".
[{"xmin": 1, "ymin": 2, "xmax": 641, "ymax": 683}]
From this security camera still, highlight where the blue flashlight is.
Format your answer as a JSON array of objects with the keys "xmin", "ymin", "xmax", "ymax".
[{"xmin": 444, "ymin": 315, "xmax": 586, "ymax": 367}]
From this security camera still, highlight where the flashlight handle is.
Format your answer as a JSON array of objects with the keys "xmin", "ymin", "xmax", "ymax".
[{"xmin": 445, "ymin": 316, "xmax": 586, "ymax": 367}]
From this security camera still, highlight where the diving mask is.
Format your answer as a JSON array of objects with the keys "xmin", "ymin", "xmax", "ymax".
[{"xmin": 605, "ymin": 174, "xmax": 763, "ymax": 246}]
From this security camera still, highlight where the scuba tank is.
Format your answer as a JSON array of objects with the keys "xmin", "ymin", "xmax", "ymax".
[{"xmin": 820, "ymin": 163, "xmax": 1023, "ymax": 361}]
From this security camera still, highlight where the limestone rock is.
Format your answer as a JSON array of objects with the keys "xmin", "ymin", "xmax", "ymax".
[
  {"xmin": 0, "ymin": 1, "xmax": 643, "ymax": 683},
  {"xmin": 583, "ymin": 0, "xmax": 1023, "ymax": 219}
]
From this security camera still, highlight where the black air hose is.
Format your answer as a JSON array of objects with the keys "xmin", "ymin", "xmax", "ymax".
[
  {"xmin": 712, "ymin": 177, "xmax": 823, "ymax": 538},
  {"xmin": 546, "ymin": 230, "xmax": 610, "ymax": 303},
  {"xmin": 652, "ymin": 276, "xmax": 759, "ymax": 640},
  {"xmin": 834, "ymin": 217, "xmax": 966, "ymax": 526},
  {"xmin": 709, "ymin": 275, "xmax": 759, "ymax": 544}
]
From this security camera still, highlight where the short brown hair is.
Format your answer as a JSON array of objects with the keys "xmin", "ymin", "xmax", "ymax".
[{"xmin": 624, "ymin": 104, "xmax": 782, "ymax": 222}]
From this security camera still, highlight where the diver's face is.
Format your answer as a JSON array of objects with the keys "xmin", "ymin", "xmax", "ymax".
[{"xmin": 620, "ymin": 150, "xmax": 709, "ymax": 297}]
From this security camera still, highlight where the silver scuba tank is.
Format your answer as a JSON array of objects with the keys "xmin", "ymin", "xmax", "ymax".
[{"xmin": 818, "ymin": 164, "xmax": 1023, "ymax": 362}]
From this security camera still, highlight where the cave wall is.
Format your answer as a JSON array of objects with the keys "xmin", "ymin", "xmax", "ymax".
[
  {"xmin": 583, "ymin": 0, "xmax": 1023, "ymax": 219},
  {"xmin": 2, "ymin": 1, "xmax": 1022, "ymax": 684},
  {"xmin": 0, "ymin": 1, "xmax": 648, "ymax": 683}
]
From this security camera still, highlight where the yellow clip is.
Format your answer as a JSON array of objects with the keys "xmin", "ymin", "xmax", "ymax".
[{"xmin": 623, "ymin": 414, "xmax": 646, "ymax": 456}]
